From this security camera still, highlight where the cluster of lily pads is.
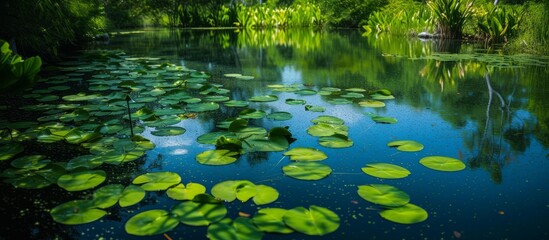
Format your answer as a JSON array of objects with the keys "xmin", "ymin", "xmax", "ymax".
[{"xmin": 0, "ymin": 48, "xmax": 470, "ymax": 238}]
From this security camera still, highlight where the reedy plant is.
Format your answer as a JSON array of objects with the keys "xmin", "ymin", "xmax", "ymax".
[
  {"xmin": 477, "ymin": 4, "xmax": 522, "ymax": 44},
  {"xmin": 427, "ymin": 0, "xmax": 475, "ymax": 39}
]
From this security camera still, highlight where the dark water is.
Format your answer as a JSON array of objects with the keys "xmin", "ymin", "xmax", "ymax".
[{"xmin": 2, "ymin": 28, "xmax": 549, "ymax": 240}]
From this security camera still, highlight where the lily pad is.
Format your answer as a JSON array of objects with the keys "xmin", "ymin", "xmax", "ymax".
[
  {"xmin": 327, "ymin": 98, "xmax": 352, "ymax": 105},
  {"xmin": 304, "ymin": 105, "xmax": 325, "ymax": 112},
  {"xmin": 186, "ymin": 102, "xmax": 220, "ymax": 112},
  {"xmin": 371, "ymin": 115, "xmax": 398, "ymax": 124},
  {"xmin": 283, "ymin": 162, "xmax": 332, "ymax": 180},
  {"xmin": 311, "ymin": 115, "xmax": 344, "ymax": 125},
  {"xmin": 283, "ymin": 147, "xmax": 328, "ymax": 161},
  {"xmin": 379, "ymin": 203, "xmax": 428, "ymax": 224},
  {"xmin": 50, "ymin": 200, "xmax": 107, "ymax": 225},
  {"xmin": 285, "ymin": 99, "xmax": 306, "ymax": 105},
  {"xmin": 419, "ymin": 156, "xmax": 466, "ymax": 172},
  {"xmin": 197, "ymin": 131, "xmax": 236, "ymax": 144},
  {"xmin": 10, "ymin": 155, "xmax": 50, "ymax": 170},
  {"xmin": 57, "ymin": 170, "xmax": 107, "ymax": 191},
  {"xmin": 358, "ymin": 100, "xmax": 386, "ymax": 108},
  {"xmin": 207, "ymin": 217, "xmax": 263, "ymax": 240},
  {"xmin": 296, "ymin": 89, "xmax": 317, "ymax": 95},
  {"xmin": 387, "ymin": 140, "xmax": 424, "ymax": 152},
  {"xmin": 132, "ymin": 171, "xmax": 182, "ymax": 191},
  {"xmin": 252, "ymin": 208, "xmax": 294, "ymax": 234},
  {"xmin": 92, "ymin": 184, "xmax": 124, "ymax": 208},
  {"xmin": 252, "ymin": 185, "xmax": 279, "ymax": 205},
  {"xmin": 239, "ymin": 108, "xmax": 266, "ymax": 119},
  {"xmin": 224, "ymin": 100, "xmax": 249, "ymax": 107},
  {"xmin": 266, "ymin": 112, "xmax": 292, "ymax": 121},
  {"xmin": 307, "ymin": 123, "xmax": 349, "ymax": 137},
  {"xmin": 151, "ymin": 126, "xmax": 186, "ymax": 136},
  {"xmin": 167, "ymin": 183, "xmax": 207, "ymax": 201},
  {"xmin": 357, "ymin": 184, "xmax": 410, "ymax": 207},
  {"xmin": 125, "ymin": 209, "xmax": 179, "ymax": 236},
  {"xmin": 318, "ymin": 134, "xmax": 354, "ymax": 148},
  {"xmin": 283, "ymin": 206, "xmax": 340, "ymax": 236},
  {"xmin": 196, "ymin": 149, "xmax": 239, "ymax": 165},
  {"xmin": 361, "ymin": 163, "xmax": 411, "ymax": 179},
  {"xmin": 171, "ymin": 196, "xmax": 227, "ymax": 226},
  {"xmin": 249, "ymin": 95, "xmax": 278, "ymax": 102},
  {"xmin": 119, "ymin": 185, "xmax": 146, "ymax": 207}
]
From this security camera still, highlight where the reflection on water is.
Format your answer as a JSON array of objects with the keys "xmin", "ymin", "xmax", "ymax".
[{"xmin": 4, "ymin": 28, "xmax": 548, "ymax": 239}]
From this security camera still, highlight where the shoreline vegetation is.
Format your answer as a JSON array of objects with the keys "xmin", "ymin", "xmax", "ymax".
[{"xmin": 0, "ymin": 0, "xmax": 547, "ymax": 59}]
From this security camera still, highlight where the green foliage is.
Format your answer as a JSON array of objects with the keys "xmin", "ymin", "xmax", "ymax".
[
  {"xmin": 427, "ymin": 0, "xmax": 475, "ymax": 39},
  {"xmin": 477, "ymin": 4, "xmax": 523, "ymax": 43},
  {"xmin": 0, "ymin": 40, "xmax": 41, "ymax": 93},
  {"xmin": 319, "ymin": 0, "xmax": 388, "ymax": 27},
  {"xmin": 363, "ymin": 0, "xmax": 434, "ymax": 35},
  {"xmin": 507, "ymin": 2, "xmax": 549, "ymax": 54},
  {"xmin": 235, "ymin": 2, "xmax": 326, "ymax": 29}
]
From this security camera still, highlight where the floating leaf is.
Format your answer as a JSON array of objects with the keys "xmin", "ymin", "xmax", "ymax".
[
  {"xmin": 327, "ymin": 98, "xmax": 352, "ymax": 105},
  {"xmin": 125, "ymin": 210, "xmax": 179, "ymax": 236},
  {"xmin": 249, "ymin": 95, "xmax": 278, "ymax": 102},
  {"xmin": 224, "ymin": 100, "xmax": 249, "ymax": 107},
  {"xmin": 285, "ymin": 99, "xmax": 306, "ymax": 105},
  {"xmin": 57, "ymin": 170, "xmax": 106, "ymax": 191},
  {"xmin": 196, "ymin": 149, "xmax": 239, "ymax": 165},
  {"xmin": 197, "ymin": 131, "xmax": 236, "ymax": 144},
  {"xmin": 311, "ymin": 115, "xmax": 344, "ymax": 125},
  {"xmin": 252, "ymin": 185, "xmax": 279, "ymax": 205},
  {"xmin": 307, "ymin": 123, "xmax": 348, "ymax": 137},
  {"xmin": 358, "ymin": 100, "xmax": 386, "ymax": 108},
  {"xmin": 119, "ymin": 185, "xmax": 146, "ymax": 207},
  {"xmin": 92, "ymin": 184, "xmax": 124, "ymax": 208},
  {"xmin": 387, "ymin": 140, "xmax": 424, "ymax": 152},
  {"xmin": 296, "ymin": 89, "xmax": 317, "ymax": 95},
  {"xmin": 379, "ymin": 203, "xmax": 428, "ymax": 224},
  {"xmin": 357, "ymin": 184, "xmax": 410, "ymax": 207},
  {"xmin": 419, "ymin": 156, "xmax": 466, "ymax": 172},
  {"xmin": 371, "ymin": 115, "xmax": 398, "ymax": 124},
  {"xmin": 243, "ymin": 135, "xmax": 289, "ymax": 152},
  {"xmin": 186, "ymin": 102, "xmax": 220, "ymax": 112},
  {"xmin": 318, "ymin": 134, "xmax": 354, "ymax": 148},
  {"xmin": 151, "ymin": 126, "xmax": 186, "ymax": 136},
  {"xmin": 304, "ymin": 105, "xmax": 325, "ymax": 112},
  {"xmin": 132, "ymin": 171, "xmax": 181, "ymax": 191},
  {"xmin": 361, "ymin": 163, "xmax": 411, "ymax": 179},
  {"xmin": 10, "ymin": 155, "xmax": 50, "ymax": 170},
  {"xmin": 283, "ymin": 162, "xmax": 332, "ymax": 180},
  {"xmin": 167, "ymin": 183, "xmax": 207, "ymax": 201},
  {"xmin": 252, "ymin": 208, "xmax": 294, "ymax": 234},
  {"xmin": 346, "ymin": 88, "xmax": 367, "ymax": 92},
  {"xmin": 266, "ymin": 112, "xmax": 292, "ymax": 121},
  {"xmin": 171, "ymin": 196, "xmax": 227, "ymax": 226},
  {"xmin": 239, "ymin": 108, "xmax": 266, "ymax": 119},
  {"xmin": 207, "ymin": 217, "xmax": 264, "ymax": 240},
  {"xmin": 283, "ymin": 206, "xmax": 340, "ymax": 236},
  {"xmin": 283, "ymin": 147, "xmax": 328, "ymax": 161},
  {"xmin": 50, "ymin": 200, "xmax": 107, "ymax": 225}
]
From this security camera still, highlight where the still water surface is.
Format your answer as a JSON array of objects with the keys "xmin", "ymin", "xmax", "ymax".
[{"xmin": 4, "ymin": 28, "xmax": 549, "ymax": 239}]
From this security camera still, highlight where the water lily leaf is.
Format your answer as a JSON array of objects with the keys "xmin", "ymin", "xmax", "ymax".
[
  {"xmin": 211, "ymin": 180, "xmax": 258, "ymax": 203},
  {"xmin": 125, "ymin": 209, "xmax": 179, "ymax": 236},
  {"xmin": 119, "ymin": 185, "xmax": 146, "ymax": 207},
  {"xmin": 197, "ymin": 131, "xmax": 237, "ymax": 144},
  {"xmin": 151, "ymin": 126, "xmax": 186, "ymax": 136},
  {"xmin": 283, "ymin": 147, "xmax": 327, "ymax": 161},
  {"xmin": 167, "ymin": 183, "xmax": 207, "ymax": 201},
  {"xmin": 239, "ymin": 108, "xmax": 266, "ymax": 119},
  {"xmin": 10, "ymin": 155, "xmax": 50, "ymax": 170},
  {"xmin": 307, "ymin": 123, "xmax": 349, "ymax": 137},
  {"xmin": 252, "ymin": 185, "xmax": 279, "ymax": 205},
  {"xmin": 235, "ymin": 75, "xmax": 255, "ymax": 80},
  {"xmin": 252, "ymin": 208, "xmax": 294, "ymax": 234},
  {"xmin": 224, "ymin": 73, "xmax": 242, "ymax": 78},
  {"xmin": 182, "ymin": 98, "xmax": 202, "ymax": 104},
  {"xmin": 59, "ymin": 109, "xmax": 90, "ymax": 122},
  {"xmin": 370, "ymin": 93, "xmax": 395, "ymax": 100},
  {"xmin": 64, "ymin": 155, "xmax": 103, "ymax": 170},
  {"xmin": 387, "ymin": 140, "xmax": 424, "ymax": 152},
  {"xmin": 357, "ymin": 184, "xmax": 410, "ymax": 207},
  {"xmin": 358, "ymin": 100, "xmax": 386, "ymax": 108},
  {"xmin": 320, "ymin": 87, "xmax": 341, "ymax": 92},
  {"xmin": 327, "ymin": 98, "xmax": 352, "ymax": 105},
  {"xmin": 249, "ymin": 94, "xmax": 278, "ymax": 102},
  {"xmin": 371, "ymin": 115, "xmax": 398, "ymax": 124},
  {"xmin": 132, "ymin": 171, "xmax": 181, "ymax": 191},
  {"xmin": 233, "ymin": 127, "xmax": 267, "ymax": 139},
  {"xmin": 243, "ymin": 135, "xmax": 289, "ymax": 152},
  {"xmin": 283, "ymin": 162, "xmax": 332, "ymax": 180},
  {"xmin": 57, "ymin": 170, "xmax": 107, "ymax": 191},
  {"xmin": 64, "ymin": 128, "xmax": 102, "ymax": 144},
  {"xmin": 100, "ymin": 149, "xmax": 145, "ymax": 165},
  {"xmin": 223, "ymin": 100, "xmax": 249, "ymax": 107},
  {"xmin": 419, "ymin": 156, "xmax": 466, "ymax": 172},
  {"xmin": 235, "ymin": 181, "xmax": 257, "ymax": 202},
  {"xmin": 285, "ymin": 99, "xmax": 306, "ymax": 105},
  {"xmin": 3, "ymin": 163, "xmax": 66, "ymax": 189},
  {"xmin": 204, "ymin": 95, "xmax": 230, "ymax": 102},
  {"xmin": 283, "ymin": 206, "xmax": 340, "ymax": 236},
  {"xmin": 191, "ymin": 72, "xmax": 210, "ymax": 78},
  {"xmin": 266, "ymin": 112, "xmax": 292, "ymax": 121},
  {"xmin": 296, "ymin": 89, "xmax": 317, "ymax": 95},
  {"xmin": 361, "ymin": 163, "xmax": 411, "ymax": 179},
  {"xmin": 143, "ymin": 115, "xmax": 181, "ymax": 127},
  {"xmin": 346, "ymin": 88, "xmax": 367, "ymax": 92},
  {"xmin": 341, "ymin": 92, "xmax": 365, "ymax": 98},
  {"xmin": 304, "ymin": 105, "xmax": 325, "ymax": 112},
  {"xmin": 379, "ymin": 203, "xmax": 428, "ymax": 224},
  {"xmin": 36, "ymin": 94, "xmax": 59, "ymax": 102},
  {"xmin": 171, "ymin": 196, "xmax": 227, "ymax": 226},
  {"xmin": 50, "ymin": 200, "xmax": 107, "ymax": 225},
  {"xmin": 186, "ymin": 102, "xmax": 220, "ymax": 112},
  {"xmin": 207, "ymin": 217, "xmax": 263, "ymax": 240},
  {"xmin": 318, "ymin": 134, "xmax": 354, "ymax": 148},
  {"xmin": 92, "ymin": 184, "xmax": 124, "ymax": 208},
  {"xmin": 62, "ymin": 93, "xmax": 102, "ymax": 102},
  {"xmin": 311, "ymin": 115, "xmax": 344, "ymax": 125},
  {"xmin": 196, "ymin": 149, "xmax": 239, "ymax": 165}
]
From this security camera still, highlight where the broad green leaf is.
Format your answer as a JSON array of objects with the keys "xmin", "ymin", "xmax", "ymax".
[
  {"xmin": 224, "ymin": 100, "xmax": 249, "ymax": 107},
  {"xmin": 361, "ymin": 163, "xmax": 411, "ymax": 179},
  {"xmin": 357, "ymin": 184, "xmax": 410, "ymax": 207},
  {"xmin": 197, "ymin": 131, "xmax": 236, "ymax": 144},
  {"xmin": 371, "ymin": 115, "xmax": 398, "ymax": 124},
  {"xmin": 125, "ymin": 210, "xmax": 179, "ymax": 236},
  {"xmin": 0, "ymin": 143, "xmax": 24, "ymax": 161},
  {"xmin": 379, "ymin": 203, "xmax": 428, "ymax": 224},
  {"xmin": 307, "ymin": 123, "xmax": 349, "ymax": 137},
  {"xmin": 167, "ymin": 183, "xmax": 207, "ymax": 201},
  {"xmin": 57, "ymin": 170, "xmax": 107, "ymax": 191},
  {"xmin": 296, "ymin": 89, "xmax": 317, "ymax": 95},
  {"xmin": 151, "ymin": 126, "xmax": 186, "ymax": 136},
  {"xmin": 92, "ymin": 184, "xmax": 124, "ymax": 208},
  {"xmin": 387, "ymin": 140, "xmax": 424, "ymax": 152},
  {"xmin": 196, "ymin": 149, "xmax": 239, "ymax": 165},
  {"xmin": 10, "ymin": 155, "xmax": 50, "ymax": 170},
  {"xmin": 283, "ymin": 162, "xmax": 332, "ymax": 180},
  {"xmin": 252, "ymin": 185, "xmax": 279, "ymax": 205},
  {"xmin": 243, "ymin": 135, "xmax": 290, "ymax": 152},
  {"xmin": 327, "ymin": 98, "xmax": 352, "ymax": 105},
  {"xmin": 207, "ymin": 217, "xmax": 263, "ymax": 240},
  {"xmin": 249, "ymin": 95, "xmax": 278, "ymax": 102},
  {"xmin": 132, "ymin": 171, "xmax": 181, "ymax": 191},
  {"xmin": 345, "ymin": 87, "xmax": 367, "ymax": 92},
  {"xmin": 419, "ymin": 156, "xmax": 466, "ymax": 172},
  {"xmin": 285, "ymin": 99, "xmax": 306, "ymax": 105},
  {"xmin": 358, "ymin": 100, "xmax": 386, "ymax": 108},
  {"xmin": 311, "ymin": 115, "xmax": 344, "ymax": 125},
  {"xmin": 50, "ymin": 200, "xmax": 107, "ymax": 225},
  {"xmin": 171, "ymin": 198, "xmax": 227, "ymax": 226},
  {"xmin": 186, "ymin": 102, "xmax": 220, "ymax": 112},
  {"xmin": 283, "ymin": 206, "xmax": 340, "ymax": 236},
  {"xmin": 283, "ymin": 147, "xmax": 328, "ymax": 161},
  {"xmin": 119, "ymin": 185, "xmax": 146, "ymax": 207},
  {"xmin": 252, "ymin": 208, "xmax": 294, "ymax": 233},
  {"xmin": 266, "ymin": 112, "xmax": 292, "ymax": 121},
  {"xmin": 239, "ymin": 108, "xmax": 266, "ymax": 119},
  {"xmin": 318, "ymin": 134, "xmax": 354, "ymax": 148},
  {"xmin": 304, "ymin": 105, "xmax": 325, "ymax": 112}
]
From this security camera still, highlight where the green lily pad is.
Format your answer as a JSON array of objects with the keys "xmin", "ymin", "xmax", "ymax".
[
  {"xmin": 370, "ymin": 93, "xmax": 395, "ymax": 100},
  {"xmin": 283, "ymin": 162, "xmax": 332, "ymax": 180},
  {"xmin": 358, "ymin": 100, "xmax": 386, "ymax": 108},
  {"xmin": 196, "ymin": 149, "xmax": 239, "ymax": 165},
  {"xmin": 341, "ymin": 92, "xmax": 365, "ymax": 98},
  {"xmin": 10, "ymin": 155, "xmax": 50, "ymax": 170},
  {"xmin": 311, "ymin": 115, "xmax": 344, "ymax": 125},
  {"xmin": 204, "ymin": 95, "xmax": 230, "ymax": 102},
  {"xmin": 210, "ymin": 180, "xmax": 260, "ymax": 203},
  {"xmin": 100, "ymin": 149, "xmax": 145, "ymax": 165},
  {"xmin": 346, "ymin": 88, "xmax": 367, "ymax": 92},
  {"xmin": 186, "ymin": 102, "xmax": 220, "ymax": 112},
  {"xmin": 318, "ymin": 134, "xmax": 354, "ymax": 148},
  {"xmin": 249, "ymin": 95, "xmax": 278, "ymax": 102},
  {"xmin": 419, "ymin": 156, "xmax": 466, "ymax": 172},
  {"xmin": 239, "ymin": 108, "xmax": 266, "ymax": 119},
  {"xmin": 285, "ymin": 99, "xmax": 306, "ymax": 105},
  {"xmin": 182, "ymin": 98, "xmax": 202, "ymax": 104},
  {"xmin": 57, "ymin": 170, "xmax": 107, "ymax": 191},
  {"xmin": 304, "ymin": 105, "xmax": 325, "ymax": 112},
  {"xmin": 296, "ymin": 89, "xmax": 317, "ymax": 95},
  {"xmin": 224, "ymin": 73, "xmax": 242, "ymax": 78},
  {"xmin": 327, "ymin": 98, "xmax": 352, "ymax": 105},
  {"xmin": 320, "ymin": 87, "xmax": 341, "ymax": 92},
  {"xmin": 371, "ymin": 115, "xmax": 398, "ymax": 124},
  {"xmin": 132, "ymin": 171, "xmax": 182, "ymax": 191},
  {"xmin": 207, "ymin": 217, "xmax": 264, "ymax": 240},
  {"xmin": 253, "ymin": 185, "xmax": 279, "ymax": 205},
  {"xmin": 357, "ymin": 184, "xmax": 410, "ymax": 207},
  {"xmin": 119, "ymin": 185, "xmax": 146, "ymax": 207},
  {"xmin": 266, "ymin": 112, "xmax": 292, "ymax": 121},
  {"xmin": 361, "ymin": 163, "xmax": 411, "ymax": 179},
  {"xmin": 252, "ymin": 208, "xmax": 294, "ymax": 234},
  {"xmin": 223, "ymin": 100, "xmax": 249, "ymax": 107},
  {"xmin": 197, "ymin": 131, "xmax": 237, "ymax": 144},
  {"xmin": 243, "ymin": 135, "xmax": 290, "ymax": 152},
  {"xmin": 283, "ymin": 206, "xmax": 340, "ymax": 236},
  {"xmin": 387, "ymin": 140, "xmax": 424, "ymax": 152},
  {"xmin": 171, "ymin": 195, "xmax": 227, "ymax": 226},
  {"xmin": 64, "ymin": 128, "xmax": 102, "ymax": 144},
  {"xmin": 307, "ymin": 123, "xmax": 349, "ymax": 137},
  {"xmin": 167, "ymin": 183, "xmax": 207, "ymax": 201},
  {"xmin": 50, "ymin": 200, "xmax": 107, "ymax": 225},
  {"xmin": 92, "ymin": 184, "xmax": 124, "ymax": 209},
  {"xmin": 62, "ymin": 93, "xmax": 102, "ymax": 102},
  {"xmin": 235, "ymin": 75, "xmax": 255, "ymax": 80},
  {"xmin": 125, "ymin": 209, "xmax": 179, "ymax": 236},
  {"xmin": 283, "ymin": 147, "xmax": 328, "ymax": 161},
  {"xmin": 151, "ymin": 126, "xmax": 186, "ymax": 136},
  {"xmin": 379, "ymin": 203, "xmax": 428, "ymax": 224}
]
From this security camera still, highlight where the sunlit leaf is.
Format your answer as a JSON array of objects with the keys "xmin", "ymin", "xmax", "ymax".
[
  {"xmin": 50, "ymin": 200, "xmax": 107, "ymax": 225},
  {"xmin": 92, "ymin": 184, "xmax": 124, "ymax": 208},
  {"xmin": 419, "ymin": 156, "xmax": 466, "ymax": 171},
  {"xmin": 379, "ymin": 203, "xmax": 428, "ymax": 224},
  {"xmin": 119, "ymin": 185, "xmax": 146, "ymax": 207},
  {"xmin": 167, "ymin": 183, "xmax": 207, "ymax": 201},
  {"xmin": 357, "ymin": 184, "xmax": 410, "ymax": 207},
  {"xmin": 132, "ymin": 171, "xmax": 181, "ymax": 191},
  {"xmin": 0, "ymin": 143, "xmax": 24, "ymax": 161},
  {"xmin": 57, "ymin": 170, "xmax": 107, "ymax": 191},
  {"xmin": 252, "ymin": 208, "xmax": 294, "ymax": 234},
  {"xmin": 151, "ymin": 126, "xmax": 186, "ymax": 136},
  {"xmin": 283, "ymin": 147, "xmax": 328, "ymax": 161},
  {"xmin": 252, "ymin": 185, "xmax": 279, "ymax": 205},
  {"xmin": 196, "ymin": 149, "xmax": 239, "ymax": 165},
  {"xmin": 387, "ymin": 140, "xmax": 424, "ymax": 152},
  {"xmin": 125, "ymin": 209, "xmax": 179, "ymax": 236},
  {"xmin": 361, "ymin": 163, "xmax": 411, "ymax": 179},
  {"xmin": 283, "ymin": 206, "xmax": 340, "ymax": 236},
  {"xmin": 249, "ymin": 94, "xmax": 278, "ymax": 102},
  {"xmin": 283, "ymin": 162, "xmax": 332, "ymax": 180},
  {"xmin": 171, "ymin": 196, "xmax": 227, "ymax": 226},
  {"xmin": 318, "ymin": 134, "xmax": 354, "ymax": 148},
  {"xmin": 266, "ymin": 112, "xmax": 292, "ymax": 121},
  {"xmin": 358, "ymin": 100, "xmax": 386, "ymax": 108},
  {"xmin": 10, "ymin": 155, "xmax": 50, "ymax": 170}
]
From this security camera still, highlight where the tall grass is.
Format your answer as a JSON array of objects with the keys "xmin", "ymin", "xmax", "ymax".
[
  {"xmin": 427, "ymin": 0, "xmax": 474, "ymax": 39},
  {"xmin": 363, "ymin": 0, "xmax": 434, "ymax": 36},
  {"xmin": 476, "ymin": 4, "xmax": 522, "ymax": 44},
  {"xmin": 235, "ymin": 3, "xmax": 326, "ymax": 30}
]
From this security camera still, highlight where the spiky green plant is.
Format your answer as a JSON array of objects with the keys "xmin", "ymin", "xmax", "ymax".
[
  {"xmin": 427, "ymin": 0, "xmax": 475, "ymax": 39},
  {"xmin": 477, "ymin": 4, "xmax": 522, "ymax": 43}
]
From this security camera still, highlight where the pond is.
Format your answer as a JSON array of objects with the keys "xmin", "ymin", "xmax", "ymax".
[{"xmin": 1, "ymin": 28, "xmax": 549, "ymax": 240}]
